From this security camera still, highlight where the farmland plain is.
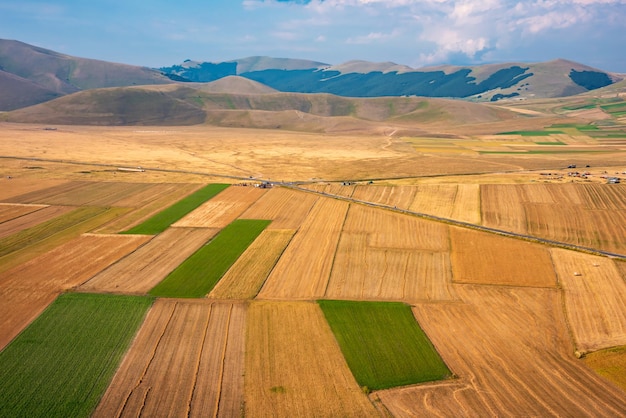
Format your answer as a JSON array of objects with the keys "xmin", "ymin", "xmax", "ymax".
[{"xmin": 0, "ymin": 91, "xmax": 626, "ymax": 418}]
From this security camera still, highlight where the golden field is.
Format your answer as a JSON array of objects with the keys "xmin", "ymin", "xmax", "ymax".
[{"xmin": 1, "ymin": 112, "xmax": 625, "ymax": 417}]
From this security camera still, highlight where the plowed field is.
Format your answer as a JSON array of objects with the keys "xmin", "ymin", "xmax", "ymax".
[
  {"xmin": 240, "ymin": 187, "xmax": 319, "ymax": 229},
  {"xmin": 377, "ymin": 285, "xmax": 626, "ymax": 417},
  {"xmin": 0, "ymin": 234, "xmax": 149, "ymax": 350},
  {"xmin": 0, "ymin": 205, "xmax": 73, "ymax": 238},
  {"xmin": 450, "ymin": 227, "xmax": 557, "ymax": 287},
  {"xmin": 0, "ymin": 178, "xmax": 67, "ymax": 200},
  {"xmin": 245, "ymin": 301, "xmax": 378, "ymax": 417},
  {"xmin": 551, "ymin": 249, "xmax": 626, "ymax": 352},
  {"xmin": 0, "ymin": 203, "xmax": 47, "ymax": 223},
  {"xmin": 172, "ymin": 186, "xmax": 266, "ymax": 228},
  {"xmin": 81, "ymin": 227, "xmax": 219, "ymax": 294},
  {"xmin": 93, "ymin": 299, "xmax": 246, "ymax": 418},
  {"xmin": 258, "ymin": 198, "xmax": 349, "ymax": 300},
  {"xmin": 209, "ymin": 229, "xmax": 295, "ymax": 299}
]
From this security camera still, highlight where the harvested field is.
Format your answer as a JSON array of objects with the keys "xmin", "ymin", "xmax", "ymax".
[
  {"xmin": 551, "ymin": 249, "xmax": 626, "ymax": 352},
  {"xmin": 584, "ymin": 346, "xmax": 626, "ymax": 392},
  {"xmin": 257, "ymin": 198, "xmax": 349, "ymax": 300},
  {"xmin": 0, "ymin": 203, "xmax": 47, "ymax": 223},
  {"xmin": 0, "ymin": 293, "xmax": 152, "ymax": 418},
  {"xmin": 377, "ymin": 285, "xmax": 626, "ymax": 417},
  {"xmin": 0, "ymin": 178, "xmax": 68, "ymax": 200},
  {"xmin": 409, "ymin": 184, "xmax": 481, "ymax": 224},
  {"xmin": 351, "ymin": 185, "xmax": 416, "ymax": 209},
  {"xmin": 172, "ymin": 186, "xmax": 266, "ymax": 228},
  {"xmin": 0, "ymin": 233, "xmax": 150, "ymax": 350},
  {"xmin": 124, "ymin": 183, "xmax": 230, "ymax": 234},
  {"xmin": 450, "ymin": 227, "xmax": 557, "ymax": 287},
  {"xmin": 480, "ymin": 184, "xmax": 529, "ymax": 233},
  {"xmin": 81, "ymin": 227, "xmax": 219, "ymax": 294},
  {"xmin": 0, "ymin": 206, "xmax": 130, "ymax": 274},
  {"xmin": 240, "ymin": 187, "xmax": 319, "ymax": 229},
  {"xmin": 94, "ymin": 182, "xmax": 204, "ymax": 233},
  {"xmin": 0, "ymin": 205, "xmax": 74, "ymax": 239},
  {"xmin": 150, "ymin": 220, "xmax": 271, "ymax": 298},
  {"xmin": 245, "ymin": 301, "xmax": 378, "ymax": 417},
  {"xmin": 209, "ymin": 229, "xmax": 295, "ymax": 300},
  {"xmin": 93, "ymin": 299, "xmax": 246, "ymax": 418}
]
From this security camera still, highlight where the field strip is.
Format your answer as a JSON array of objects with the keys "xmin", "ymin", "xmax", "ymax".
[
  {"xmin": 0, "ymin": 203, "xmax": 48, "ymax": 223},
  {"xmin": 551, "ymin": 249, "xmax": 626, "ymax": 352},
  {"xmin": 93, "ymin": 300, "xmax": 245, "ymax": 418},
  {"xmin": 172, "ymin": 185, "xmax": 267, "ymax": 228},
  {"xmin": 3, "ymin": 180, "xmax": 89, "ymax": 204},
  {"xmin": 239, "ymin": 187, "xmax": 319, "ymax": 229},
  {"xmin": 245, "ymin": 301, "xmax": 379, "ymax": 417},
  {"xmin": 0, "ymin": 233, "xmax": 150, "ymax": 350},
  {"xmin": 0, "ymin": 206, "xmax": 131, "ymax": 275},
  {"xmin": 257, "ymin": 198, "xmax": 349, "ymax": 300},
  {"xmin": 0, "ymin": 293, "xmax": 153, "ymax": 418},
  {"xmin": 150, "ymin": 219, "xmax": 271, "ymax": 298},
  {"xmin": 318, "ymin": 300, "xmax": 451, "ymax": 390},
  {"xmin": 0, "ymin": 178, "xmax": 68, "ymax": 200},
  {"xmin": 450, "ymin": 226, "xmax": 557, "ymax": 287},
  {"xmin": 0, "ymin": 205, "xmax": 75, "ymax": 239},
  {"xmin": 209, "ymin": 229, "xmax": 296, "ymax": 300},
  {"xmin": 380, "ymin": 285, "xmax": 626, "ymax": 417},
  {"xmin": 123, "ymin": 183, "xmax": 230, "ymax": 235},
  {"xmin": 80, "ymin": 227, "xmax": 219, "ymax": 294}
]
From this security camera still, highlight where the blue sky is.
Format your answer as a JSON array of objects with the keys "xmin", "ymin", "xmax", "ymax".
[{"xmin": 1, "ymin": 0, "xmax": 625, "ymax": 72}]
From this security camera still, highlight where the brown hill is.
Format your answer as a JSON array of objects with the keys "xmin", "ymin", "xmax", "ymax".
[
  {"xmin": 195, "ymin": 76, "xmax": 277, "ymax": 94},
  {"xmin": 0, "ymin": 70, "xmax": 62, "ymax": 111}
]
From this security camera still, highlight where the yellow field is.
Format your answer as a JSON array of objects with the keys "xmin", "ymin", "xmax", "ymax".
[
  {"xmin": 245, "ymin": 301, "xmax": 378, "ymax": 417},
  {"xmin": 209, "ymin": 229, "xmax": 295, "ymax": 299},
  {"xmin": 240, "ymin": 187, "xmax": 319, "ymax": 229},
  {"xmin": 258, "ymin": 198, "xmax": 349, "ymax": 300},
  {"xmin": 551, "ymin": 249, "xmax": 626, "ymax": 352}
]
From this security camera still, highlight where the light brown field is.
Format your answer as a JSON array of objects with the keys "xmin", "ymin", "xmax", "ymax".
[
  {"xmin": 80, "ymin": 227, "xmax": 219, "ymax": 294},
  {"xmin": 0, "ymin": 205, "xmax": 74, "ymax": 238},
  {"xmin": 0, "ymin": 203, "xmax": 47, "ymax": 223},
  {"xmin": 481, "ymin": 184, "xmax": 529, "ymax": 233},
  {"xmin": 240, "ymin": 187, "xmax": 319, "ymax": 229},
  {"xmin": 245, "ymin": 301, "xmax": 379, "ymax": 417},
  {"xmin": 450, "ymin": 227, "xmax": 557, "ymax": 287},
  {"xmin": 172, "ymin": 186, "xmax": 266, "ymax": 228},
  {"xmin": 584, "ymin": 346, "xmax": 626, "ymax": 392},
  {"xmin": 376, "ymin": 285, "xmax": 626, "ymax": 417},
  {"xmin": 258, "ymin": 198, "xmax": 349, "ymax": 300},
  {"xmin": 326, "ymin": 205, "xmax": 455, "ymax": 302},
  {"xmin": 0, "ymin": 177, "xmax": 68, "ymax": 200},
  {"xmin": 0, "ymin": 233, "xmax": 149, "ymax": 350},
  {"xmin": 551, "ymin": 249, "xmax": 626, "ymax": 352},
  {"xmin": 209, "ymin": 229, "xmax": 295, "ymax": 300},
  {"xmin": 351, "ymin": 185, "xmax": 417, "ymax": 209},
  {"xmin": 93, "ymin": 299, "xmax": 246, "ymax": 418}
]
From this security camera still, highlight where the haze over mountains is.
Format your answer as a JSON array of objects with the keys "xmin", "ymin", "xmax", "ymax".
[{"xmin": 1, "ymin": 39, "xmax": 624, "ymax": 129}]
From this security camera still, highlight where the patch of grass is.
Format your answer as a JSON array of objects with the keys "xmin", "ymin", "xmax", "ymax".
[
  {"xmin": 562, "ymin": 104, "xmax": 597, "ymax": 111},
  {"xmin": 0, "ymin": 293, "xmax": 153, "ymax": 418},
  {"xmin": 496, "ymin": 130, "xmax": 561, "ymax": 136},
  {"xmin": 584, "ymin": 345, "xmax": 626, "ymax": 392},
  {"xmin": 318, "ymin": 300, "xmax": 451, "ymax": 390},
  {"xmin": 122, "ymin": 183, "xmax": 229, "ymax": 235},
  {"xmin": 149, "ymin": 219, "xmax": 271, "ymax": 298},
  {"xmin": 535, "ymin": 141, "xmax": 566, "ymax": 145},
  {"xmin": 479, "ymin": 150, "xmax": 609, "ymax": 155}
]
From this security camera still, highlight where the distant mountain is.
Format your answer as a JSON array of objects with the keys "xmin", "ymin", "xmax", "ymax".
[{"xmin": 0, "ymin": 39, "xmax": 171, "ymax": 110}]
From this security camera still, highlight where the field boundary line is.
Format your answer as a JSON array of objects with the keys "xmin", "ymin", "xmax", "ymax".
[
  {"xmin": 323, "ymin": 203, "xmax": 351, "ymax": 298},
  {"xmin": 284, "ymin": 185, "xmax": 626, "ymax": 261}
]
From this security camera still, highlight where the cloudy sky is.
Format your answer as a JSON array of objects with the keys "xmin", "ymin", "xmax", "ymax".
[{"xmin": 1, "ymin": 0, "xmax": 625, "ymax": 72}]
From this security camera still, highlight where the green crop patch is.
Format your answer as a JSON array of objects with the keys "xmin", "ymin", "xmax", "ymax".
[
  {"xmin": 0, "ymin": 293, "xmax": 153, "ymax": 418},
  {"xmin": 535, "ymin": 141, "xmax": 566, "ymax": 145},
  {"xmin": 122, "ymin": 183, "xmax": 230, "ymax": 235},
  {"xmin": 149, "ymin": 219, "xmax": 271, "ymax": 298},
  {"xmin": 318, "ymin": 300, "xmax": 451, "ymax": 390}
]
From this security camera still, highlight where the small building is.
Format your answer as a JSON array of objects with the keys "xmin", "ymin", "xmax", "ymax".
[{"xmin": 607, "ymin": 177, "xmax": 620, "ymax": 184}]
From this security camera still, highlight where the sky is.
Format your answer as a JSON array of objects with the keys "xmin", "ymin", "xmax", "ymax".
[{"xmin": 1, "ymin": 0, "xmax": 625, "ymax": 72}]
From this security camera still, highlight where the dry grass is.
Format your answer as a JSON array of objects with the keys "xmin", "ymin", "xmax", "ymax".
[
  {"xmin": 245, "ymin": 301, "xmax": 379, "ymax": 417},
  {"xmin": 551, "ymin": 249, "xmax": 626, "ymax": 352},
  {"xmin": 240, "ymin": 187, "xmax": 319, "ymax": 229}
]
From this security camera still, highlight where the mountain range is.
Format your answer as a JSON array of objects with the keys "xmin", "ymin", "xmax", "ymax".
[{"xmin": 1, "ymin": 39, "xmax": 624, "ymax": 130}]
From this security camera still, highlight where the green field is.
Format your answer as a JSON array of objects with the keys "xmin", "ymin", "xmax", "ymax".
[
  {"xmin": 149, "ymin": 219, "xmax": 271, "ymax": 298},
  {"xmin": 318, "ymin": 300, "xmax": 451, "ymax": 390},
  {"xmin": 535, "ymin": 141, "xmax": 566, "ymax": 145},
  {"xmin": 122, "ymin": 183, "xmax": 229, "ymax": 235},
  {"xmin": 0, "ymin": 293, "xmax": 153, "ymax": 418}
]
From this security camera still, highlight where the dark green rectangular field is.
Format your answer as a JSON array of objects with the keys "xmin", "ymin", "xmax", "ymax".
[
  {"xmin": 318, "ymin": 300, "xmax": 451, "ymax": 391},
  {"xmin": 0, "ymin": 292, "xmax": 153, "ymax": 418},
  {"xmin": 149, "ymin": 219, "xmax": 271, "ymax": 298},
  {"xmin": 122, "ymin": 183, "xmax": 229, "ymax": 235}
]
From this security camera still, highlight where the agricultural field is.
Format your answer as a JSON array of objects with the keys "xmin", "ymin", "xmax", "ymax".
[
  {"xmin": 0, "ymin": 113, "xmax": 625, "ymax": 417},
  {"xmin": 0, "ymin": 293, "xmax": 152, "ymax": 418}
]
